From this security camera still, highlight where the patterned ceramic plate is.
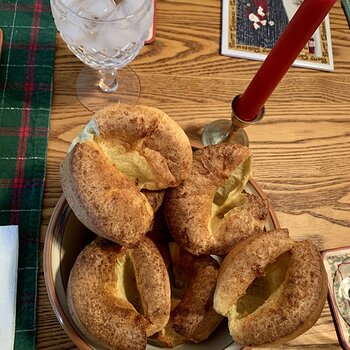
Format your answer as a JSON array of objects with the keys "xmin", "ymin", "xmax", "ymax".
[
  {"xmin": 322, "ymin": 247, "xmax": 350, "ymax": 350},
  {"xmin": 334, "ymin": 257, "xmax": 350, "ymax": 326},
  {"xmin": 44, "ymin": 179, "xmax": 279, "ymax": 350}
]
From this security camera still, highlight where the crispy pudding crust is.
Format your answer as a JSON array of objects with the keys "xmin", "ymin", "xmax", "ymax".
[
  {"xmin": 67, "ymin": 237, "xmax": 171, "ymax": 350},
  {"xmin": 165, "ymin": 143, "xmax": 268, "ymax": 255},
  {"xmin": 60, "ymin": 104, "xmax": 192, "ymax": 247},
  {"xmin": 213, "ymin": 229, "xmax": 328, "ymax": 347},
  {"xmin": 150, "ymin": 242, "xmax": 224, "ymax": 347}
]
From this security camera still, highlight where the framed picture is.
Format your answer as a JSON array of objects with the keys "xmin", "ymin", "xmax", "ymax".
[
  {"xmin": 221, "ymin": 0, "xmax": 334, "ymax": 71},
  {"xmin": 146, "ymin": 0, "xmax": 157, "ymax": 44}
]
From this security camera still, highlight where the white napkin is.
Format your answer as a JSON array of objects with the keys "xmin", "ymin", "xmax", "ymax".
[{"xmin": 0, "ymin": 225, "xmax": 19, "ymax": 350}]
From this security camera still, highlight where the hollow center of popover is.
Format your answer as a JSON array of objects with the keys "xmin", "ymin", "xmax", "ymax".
[
  {"xmin": 235, "ymin": 251, "xmax": 291, "ymax": 318},
  {"xmin": 210, "ymin": 156, "xmax": 252, "ymax": 230},
  {"xmin": 115, "ymin": 253, "xmax": 143, "ymax": 314},
  {"xmin": 170, "ymin": 264, "xmax": 189, "ymax": 306},
  {"xmin": 96, "ymin": 137, "xmax": 158, "ymax": 189},
  {"xmin": 167, "ymin": 242, "xmax": 190, "ymax": 309}
]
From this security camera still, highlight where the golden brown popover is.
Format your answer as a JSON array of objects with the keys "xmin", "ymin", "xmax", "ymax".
[
  {"xmin": 151, "ymin": 242, "xmax": 224, "ymax": 347},
  {"xmin": 60, "ymin": 104, "xmax": 192, "ymax": 247},
  {"xmin": 165, "ymin": 143, "xmax": 268, "ymax": 255},
  {"xmin": 67, "ymin": 237, "xmax": 171, "ymax": 350},
  {"xmin": 213, "ymin": 229, "xmax": 328, "ymax": 347}
]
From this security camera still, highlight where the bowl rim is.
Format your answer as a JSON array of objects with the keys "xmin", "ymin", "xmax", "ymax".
[
  {"xmin": 43, "ymin": 194, "xmax": 94, "ymax": 349},
  {"xmin": 43, "ymin": 178, "xmax": 280, "ymax": 350}
]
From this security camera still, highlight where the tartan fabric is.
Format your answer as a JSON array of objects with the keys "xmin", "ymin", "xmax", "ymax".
[{"xmin": 0, "ymin": 0, "xmax": 56, "ymax": 349}]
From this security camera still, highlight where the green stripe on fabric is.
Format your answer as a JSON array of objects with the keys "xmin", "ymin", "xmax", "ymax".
[{"xmin": 0, "ymin": 0, "xmax": 56, "ymax": 349}]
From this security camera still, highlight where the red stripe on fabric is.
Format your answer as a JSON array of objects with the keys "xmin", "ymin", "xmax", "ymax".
[
  {"xmin": 0, "ymin": 127, "xmax": 48, "ymax": 137},
  {"xmin": 4, "ymin": 42, "xmax": 55, "ymax": 50},
  {"xmin": 25, "ymin": 81, "xmax": 34, "ymax": 92},
  {"xmin": 0, "ymin": 82, "xmax": 51, "ymax": 91},
  {"xmin": 0, "ymin": 178, "xmax": 44, "ymax": 189},
  {"xmin": 19, "ymin": 127, "xmax": 30, "ymax": 137},
  {"xmin": 34, "ymin": 1, "xmax": 43, "ymax": 13},
  {"xmin": 13, "ymin": 178, "xmax": 24, "ymax": 189},
  {"xmin": 10, "ymin": 0, "xmax": 43, "ymax": 224},
  {"xmin": 0, "ymin": 3, "xmax": 50, "ymax": 12}
]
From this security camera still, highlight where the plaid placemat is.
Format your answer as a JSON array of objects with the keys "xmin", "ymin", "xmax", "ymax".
[{"xmin": 0, "ymin": 0, "xmax": 56, "ymax": 349}]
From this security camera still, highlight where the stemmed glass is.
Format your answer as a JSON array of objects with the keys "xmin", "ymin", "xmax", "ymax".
[{"xmin": 50, "ymin": 0, "xmax": 153, "ymax": 111}]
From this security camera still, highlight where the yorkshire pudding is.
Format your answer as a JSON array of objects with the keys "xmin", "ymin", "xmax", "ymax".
[
  {"xmin": 67, "ymin": 237, "xmax": 171, "ymax": 350},
  {"xmin": 151, "ymin": 242, "xmax": 224, "ymax": 347},
  {"xmin": 141, "ymin": 189, "xmax": 165, "ymax": 213},
  {"xmin": 213, "ymin": 229, "xmax": 328, "ymax": 346},
  {"xmin": 60, "ymin": 104, "xmax": 192, "ymax": 247},
  {"xmin": 165, "ymin": 144, "xmax": 269, "ymax": 255}
]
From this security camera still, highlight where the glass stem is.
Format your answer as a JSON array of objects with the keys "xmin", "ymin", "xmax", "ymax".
[{"xmin": 98, "ymin": 69, "xmax": 119, "ymax": 92}]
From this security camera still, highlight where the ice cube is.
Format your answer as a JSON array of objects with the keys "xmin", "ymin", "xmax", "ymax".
[
  {"xmin": 77, "ymin": 0, "xmax": 116, "ymax": 19},
  {"xmin": 98, "ymin": 5, "xmax": 131, "ymax": 30},
  {"xmin": 139, "ymin": 6, "xmax": 153, "ymax": 30},
  {"xmin": 59, "ymin": 18, "xmax": 93, "ymax": 45},
  {"xmin": 60, "ymin": 0, "xmax": 86, "ymax": 15},
  {"xmin": 94, "ymin": 22, "xmax": 137, "ymax": 50},
  {"xmin": 124, "ymin": 0, "xmax": 147, "ymax": 15}
]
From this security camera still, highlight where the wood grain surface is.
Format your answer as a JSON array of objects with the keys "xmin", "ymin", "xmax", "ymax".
[{"xmin": 38, "ymin": 0, "xmax": 350, "ymax": 349}]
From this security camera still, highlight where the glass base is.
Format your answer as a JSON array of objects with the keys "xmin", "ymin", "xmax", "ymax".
[
  {"xmin": 76, "ymin": 66, "xmax": 141, "ymax": 112},
  {"xmin": 201, "ymin": 119, "xmax": 249, "ymax": 146}
]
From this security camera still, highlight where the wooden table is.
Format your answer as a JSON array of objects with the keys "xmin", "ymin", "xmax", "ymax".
[{"xmin": 37, "ymin": 0, "xmax": 350, "ymax": 349}]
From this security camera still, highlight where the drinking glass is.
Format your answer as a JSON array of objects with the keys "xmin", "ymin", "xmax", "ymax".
[{"xmin": 50, "ymin": 0, "xmax": 153, "ymax": 111}]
